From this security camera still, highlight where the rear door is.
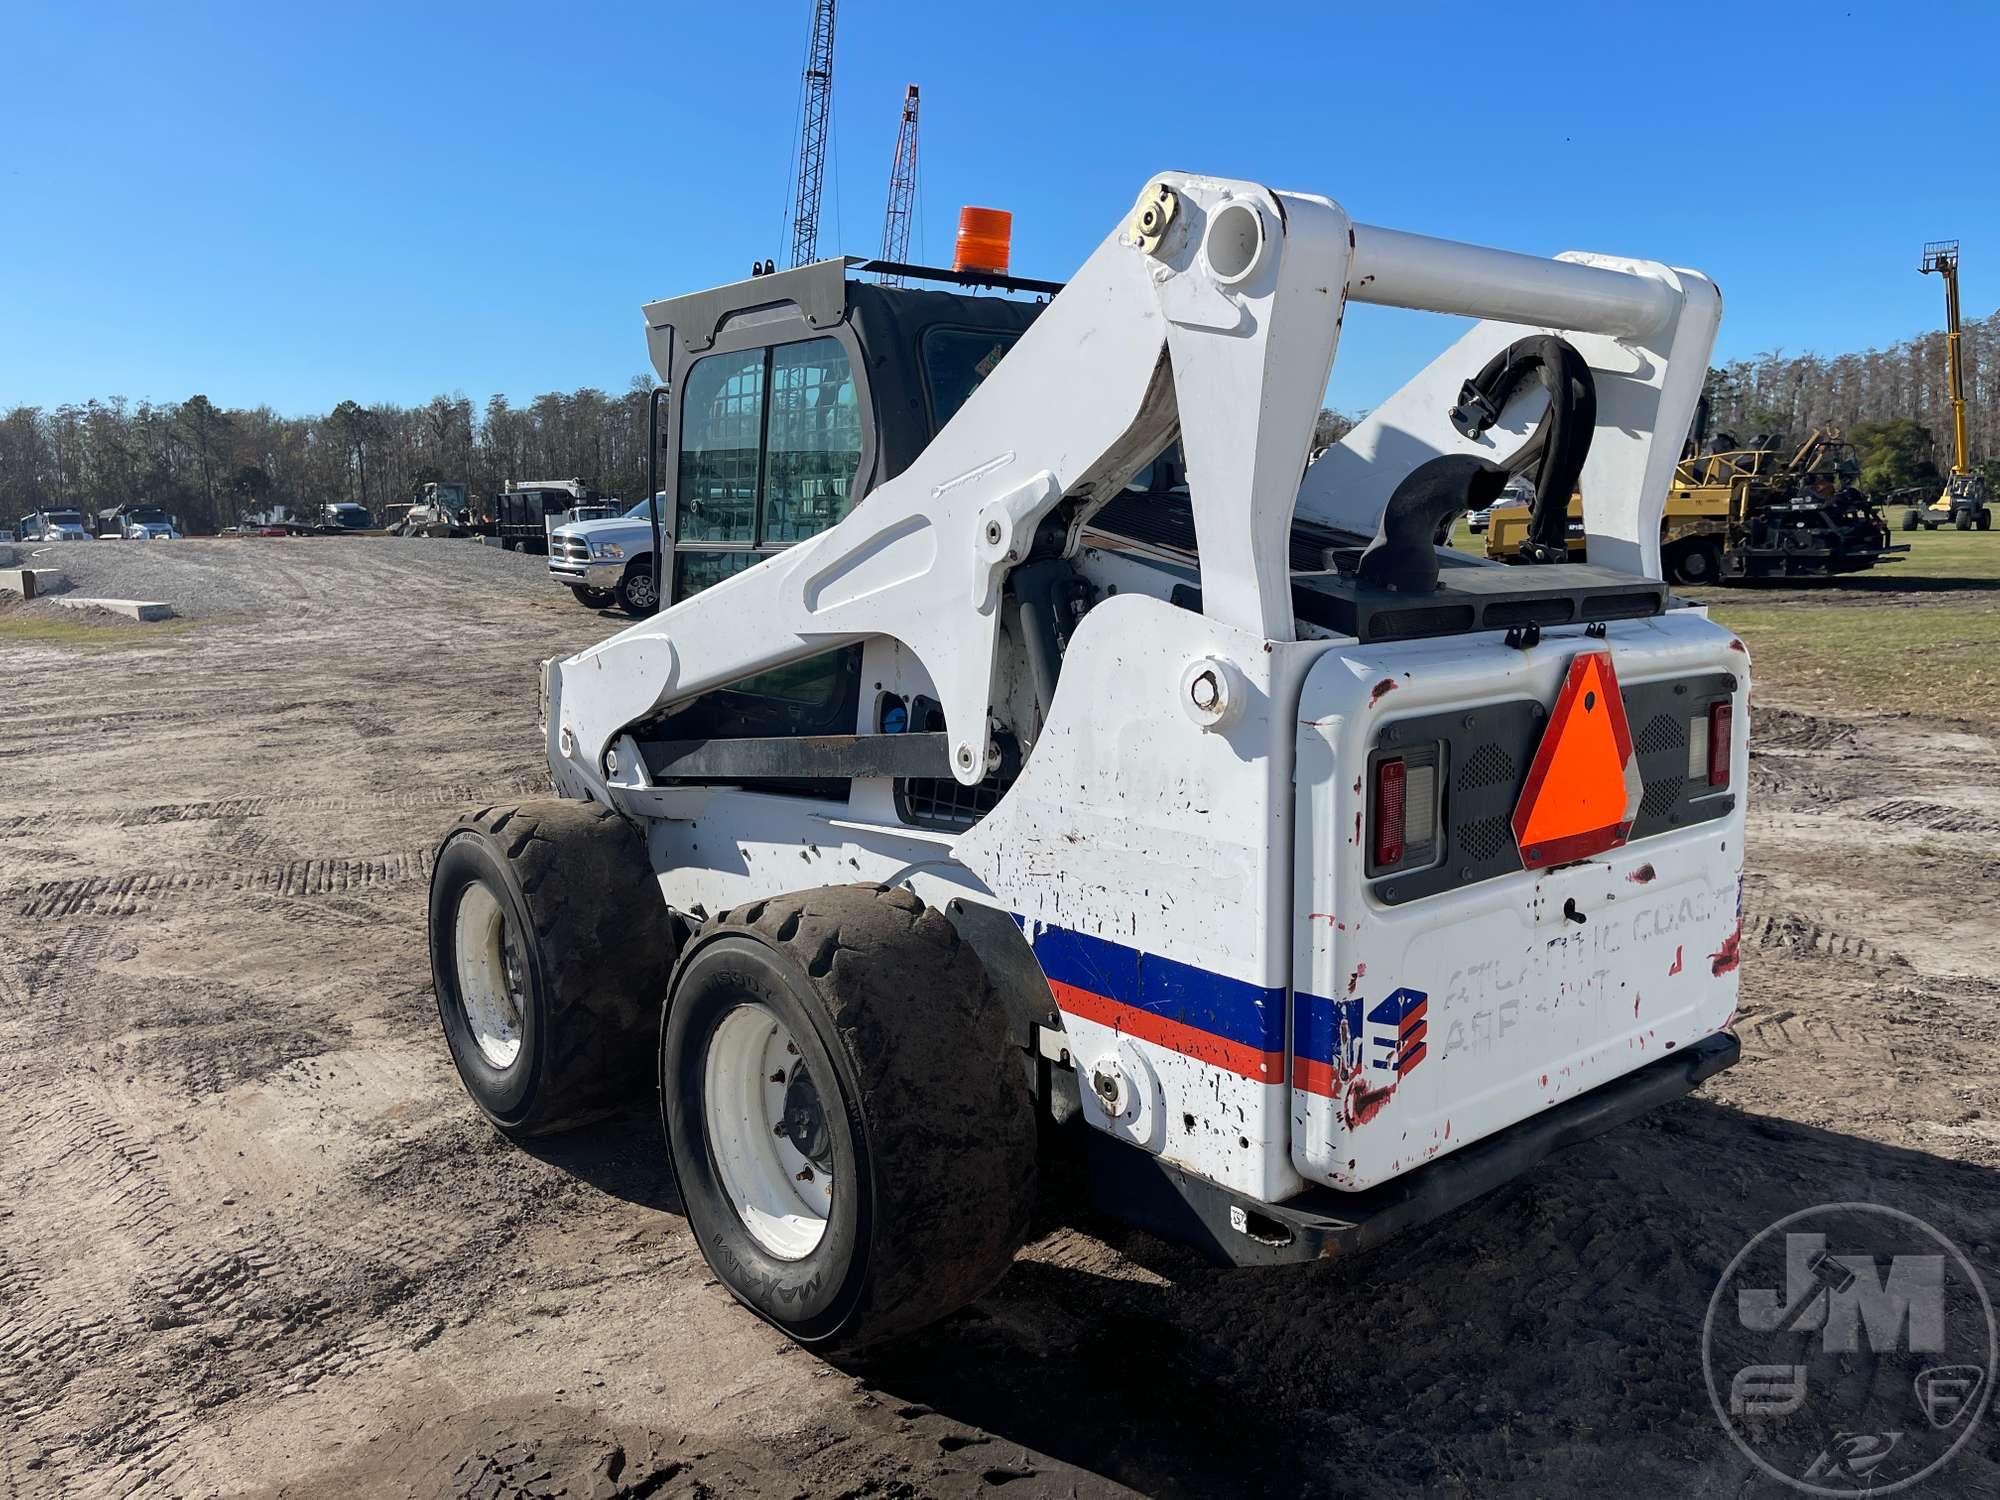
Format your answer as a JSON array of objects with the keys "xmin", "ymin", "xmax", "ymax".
[{"xmin": 1289, "ymin": 612, "xmax": 1746, "ymax": 1192}]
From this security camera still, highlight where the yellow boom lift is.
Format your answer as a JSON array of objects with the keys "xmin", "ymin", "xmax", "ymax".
[{"xmin": 1907, "ymin": 240, "xmax": 1991, "ymax": 531}]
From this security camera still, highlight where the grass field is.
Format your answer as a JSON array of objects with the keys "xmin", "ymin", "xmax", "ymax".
[
  {"xmin": 0, "ymin": 608, "xmax": 198, "ymax": 648},
  {"xmin": 1704, "ymin": 530, "xmax": 2000, "ymax": 720},
  {"xmin": 1452, "ymin": 522, "xmax": 2000, "ymax": 722}
]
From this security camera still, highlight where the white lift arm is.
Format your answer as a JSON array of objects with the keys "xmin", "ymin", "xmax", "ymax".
[{"xmin": 551, "ymin": 173, "xmax": 1719, "ymax": 791}]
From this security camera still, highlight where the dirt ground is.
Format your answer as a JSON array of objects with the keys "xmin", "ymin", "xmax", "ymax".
[{"xmin": 3, "ymin": 538, "xmax": 1999, "ymax": 1498}]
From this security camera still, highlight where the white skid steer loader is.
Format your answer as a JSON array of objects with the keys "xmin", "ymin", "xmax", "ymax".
[{"xmin": 428, "ymin": 173, "xmax": 1745, "ymax": 1350}]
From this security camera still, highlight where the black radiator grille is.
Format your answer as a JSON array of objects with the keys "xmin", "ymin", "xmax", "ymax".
[
  {"xmin": 1635, "ymin": 712, "xmax": 1687, "ymax": 758},
  {"xmin": 898, "ymin": 773, "xmax": 1009, "ymax": 832},
  {"xmin": 1458, "ymin": 742, "xmax": 1516, "ymax": 793}
]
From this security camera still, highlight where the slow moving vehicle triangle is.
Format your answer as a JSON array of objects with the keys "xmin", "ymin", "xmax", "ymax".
[{"xmin": 1511, "ymin": 651, "xmax": 1642, "ymax": 869}]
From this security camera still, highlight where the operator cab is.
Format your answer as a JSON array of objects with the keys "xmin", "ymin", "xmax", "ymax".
[{"xmin": 643, "ymin": 257, "xmax": 1049, "ymax": 609}]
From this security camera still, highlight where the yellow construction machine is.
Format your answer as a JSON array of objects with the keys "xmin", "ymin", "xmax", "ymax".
[
  {"xmin": 1486, "ymin": 426, "xmax": 1902, "ymax": 581},
  {"xmin": 1902, "ymin": 240, "xmax": 1991, "ymax": 532}
]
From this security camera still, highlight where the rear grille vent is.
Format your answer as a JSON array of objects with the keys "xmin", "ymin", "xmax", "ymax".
[
  {"xmin": 896, "ymin": 701, "xmax": 1016, "ymax": 832},
  {"xmin": 899, "ymin": 773, "xmax": 1009, "ymax": 832},
  {"xmin": 1641, "ymin": 776, "xmax": 1685, "ymax": 820},
  {"xmin": 1458, "ymin": 743, "xmax": 1515, "ymax": 792},
  {"xmin": 1456, "ymin": 813, "xmax": 1512, "ymax": 863},
  {"xmin": 1636, "ymin": 713, "xmax": 1686, "ymax": 758}
]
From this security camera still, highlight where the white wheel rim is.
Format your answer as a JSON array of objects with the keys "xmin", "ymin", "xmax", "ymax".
[
  {"xmin": 703, "ymin": 1003, "xmax": 833, "ymax": 1259},
  {"xmin": 453, "ymin": 882, "xmax": 525, "ymax": 1069}
]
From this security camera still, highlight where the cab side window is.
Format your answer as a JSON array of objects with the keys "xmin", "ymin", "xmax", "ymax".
[
  {"xmin": 664, "ymin": 334, "xmax": 866, "ymax": 756},
  {"xmin": 764, "ymin": 338, "xmax": 861, "ymax": 545},
  {"xmin": 673, "ymin": 335, "xmax": 859, "ymax": 585},
  {"xmin": 676, "ymin": 348, "xmax": 764, "ymax": 545}
]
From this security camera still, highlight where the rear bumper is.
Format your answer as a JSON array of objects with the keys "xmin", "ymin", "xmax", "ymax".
[{"xmin": 1089, "ymin": 1029, "xmax": 1739, "ymax": 1267}]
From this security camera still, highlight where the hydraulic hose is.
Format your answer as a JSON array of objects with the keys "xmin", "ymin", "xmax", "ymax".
[
  {"xmin": 1448, "ymin": 336, "xmax": 1597, "ymax": 564},
  {"xmin": 1357, "ymin": 454, "xmax": 1508, "ymax": 594}
]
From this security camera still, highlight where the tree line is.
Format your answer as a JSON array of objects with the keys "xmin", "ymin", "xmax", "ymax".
[
  {"xmin": 0, "ymin": 379, "xmax": 661, "ymax": 534},
  {"xmin": 1702, "ymin": 307, "xmax": 1997, "ymax": 494},
  {"xmin": 1, "ymin": 303, "xmax": 1990, "ymax": 532}
]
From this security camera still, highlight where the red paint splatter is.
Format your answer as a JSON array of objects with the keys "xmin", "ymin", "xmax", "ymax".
[
  {"xmin": 1344, "ymin": 1077, "xmax": 1396, "ymax": 1127},
  {"xmin": 1346, "ymin": 962, "xmax": 1367, "ymax": 995},
  {"xmin": 1353, "ymin": 810, "xmax": 1363, "ymax": 846},
  {"xmin": 1668, "ymin": 945, "xmax": 1684, "ymax": 976},
  {"xmin": 1539, "ymin": 1073, "xmax": 1549, "ymax": 1087},
  {"xmin": 1369, "ymin": 677, "xmax": 1398, "ymax": 705},
  {"xmin": 1443, "ymin": 1119, "xmax": 1451, "ymax": 1139},
  {"xmin": 1627, "ymin": 863, "xmax": 1657, "ymax": 885},
  {"xmin": 1352, "ymin": 776, "xmax": 1363, "ymax": 796},
  {"xmin": 1307, "ymin": 912, "xmax": 1339, "ymax": 926},
  {"xmin": 1728, "ymin": 638, "xmax": 1746, "ymax": 654},
  {"xmin": 1710, "ymin": 922, "xmax": 1743, "ymax": 976},
  {"xmin": 1634, "ymin": 992, "xmax": 1642, "ymax": 1017}
]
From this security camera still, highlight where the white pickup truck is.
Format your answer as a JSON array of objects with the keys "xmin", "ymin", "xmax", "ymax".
[{"xmin": 546, "ymin": 498, "xmax": 664, "ymax": 615}]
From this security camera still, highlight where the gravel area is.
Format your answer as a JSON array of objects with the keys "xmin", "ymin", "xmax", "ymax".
[{"xmin": 18, "ymin": 535, "xmax": 558, "ymax": 616}]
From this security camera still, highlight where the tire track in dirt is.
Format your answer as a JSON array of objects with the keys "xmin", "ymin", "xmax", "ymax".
[
  {"xmin": 1750, "ymin": 706, "xmax": 1858, "ymax": 751},
  {"xmin": 0, "ymin": 928, "xmax": 113, "ymax": 1068},
  {"xmin": 3, "ymin": 850, "xmax": 437, "ymax": 920},
  {"xmin": 0, "ymin": 780, "xmax": 543, "ymax": 839},
  {"xmin": 1862, "ymin": 798, "xmax": 2000, "ymax": 836},
  {"xmin": 0, "ymin": 704, "xmax": 211, "ymax": 745},
  {"xmin": 17, "ymin": 1086, "xmax": 177, "ymax": 1249},
  {"xmin": 1732, "ymin": 1006, "xmax": 1885, "ymax": 1062},
  {"xmin": 1740, "ymin": 906, "xmax": 1907, "ymax": 967},
  {"xmin": 0, "ymin": 1086, "xmax": 193, "ymax": 1497}
]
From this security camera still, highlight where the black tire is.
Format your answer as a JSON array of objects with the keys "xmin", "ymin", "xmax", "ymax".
[
  {"xmin": 1980, "ymin": 511, "xmax": 1993, "ymax": 533},
  {"xmin": 617, "ymin": 558, "xmax": 660, "ymax": 616},
  {"xmin": 661, "ymin": 884, "xmax": 1036, "ymax": 1350},
  {"xmin": 1902, "ymin": 509, "xmax": 1920, "ymax": 532},
  {"xmin": 429, "ymin": 801, "xmax": 678, "ymax": 1137},
  {"xmin": 570, "ymin": 584, "xmax": 616, "ymax": 609},
  {"xmin": 1956, "ymin": 510, "xmax": 1973, "ymax": 531},
  {"xmin": 1669, "ymin": 540, "xmax": 1721, "ymax": 585}
]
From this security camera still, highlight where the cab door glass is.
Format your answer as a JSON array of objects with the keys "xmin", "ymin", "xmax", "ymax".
[
  {"xmin": 677, "ymin": 349, "xmax": 764, "ymax": 544},
  {"xmin": 762, "ymin": 337, "xmax": 860, "ymax": 545}
]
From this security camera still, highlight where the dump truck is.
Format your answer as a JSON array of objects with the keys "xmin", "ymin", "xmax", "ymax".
[
  {"xmin": 495, "ymin": 479, "xmax": 609, "ymax": 554},
  {"xmin": 16, "ymin": 508, "xmax": 93, "ymax": 542},
  {"xmin": 97, "ymin": 503, "xmax": 182, "ymax": 539},
  {"xmin": 428, "ymin": 174, "xmax": 1746, "ymax": 1349},
  {"xmin": 1486, "ymin": 428, "xmax": 1902, "ymax": 581}
]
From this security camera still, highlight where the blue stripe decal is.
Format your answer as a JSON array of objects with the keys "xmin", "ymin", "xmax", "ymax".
[
  {"xmin": 1020, "ymin": 921, "xmax": 1285, "ymax": 1055},
  {"xmin": 1294, "ymin": 990, "xmax": 1363, "ymax": 1068}
]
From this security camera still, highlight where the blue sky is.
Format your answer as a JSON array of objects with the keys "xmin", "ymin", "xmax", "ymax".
[{"xmin": 5, "ymin": 1, "xmax": 1995, "ymax": 418}]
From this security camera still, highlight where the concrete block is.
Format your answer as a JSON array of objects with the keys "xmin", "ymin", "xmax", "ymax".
[
  {"xmin": 0, "ymin": 567, "xmax": 67, "ymax": 599},
  {"xmin": 51, "ymin": 596, "xmax": 176, "ymax": 622}
]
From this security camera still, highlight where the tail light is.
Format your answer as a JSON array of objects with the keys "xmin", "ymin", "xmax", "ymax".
[
  {"xmin": 1687, "ymin": 699, "xmax": 1733, "ymax": 787},
  {"xmin": 1707, "ymin": 701, "xmax": 1732, "ymax": 786},
  {"xmin": 1369, "ymin": 748, "xmax": 1438, "ymax": 875},
  {"xmin": 1373, "ymin": 758, "xmax": 1407, "ymax": 866}
]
